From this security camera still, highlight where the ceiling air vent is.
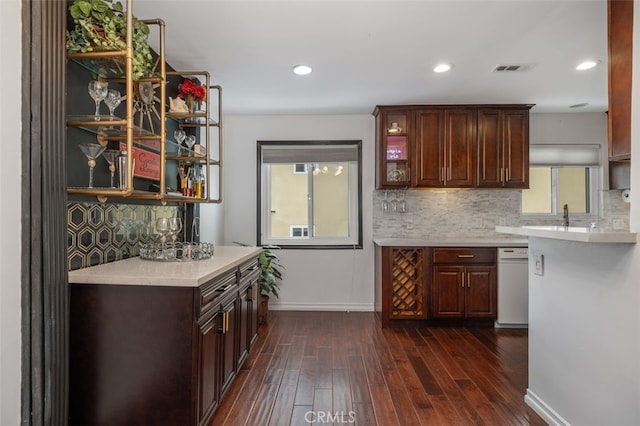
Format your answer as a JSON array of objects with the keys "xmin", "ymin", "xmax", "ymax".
[{"xmin": 492, "ymin": 63, "xmax": 535, "ymax": 72}]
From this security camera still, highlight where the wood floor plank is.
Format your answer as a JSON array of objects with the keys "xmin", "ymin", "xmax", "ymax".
[
  {"xmin": 268, "ymin": 369, "xmax": 299, "ymax": 426},
  {"xmin": 215, "ymin": 311, "xmax": 545, "ymax": 426}
]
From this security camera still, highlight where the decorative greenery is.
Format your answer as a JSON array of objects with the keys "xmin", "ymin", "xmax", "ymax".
[
  {"xmin": 66, "ymin": 0, "xmax": 154, "ymax": 80},
  {"xmin": 258, "ymin": 246, "xmax": 284, "ymax": 298}
]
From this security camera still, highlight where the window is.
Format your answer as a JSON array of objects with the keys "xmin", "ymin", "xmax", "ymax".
[
  {"xmin": 258, "ymin": 141, "xmax": 362, "ymax": 248},
  {"xmin": 522, "ymin": 145, "xmax": 600, "ymax": 216}
]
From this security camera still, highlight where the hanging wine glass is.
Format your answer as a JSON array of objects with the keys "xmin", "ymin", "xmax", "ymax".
[
  {"xmin": 381, "ymin": 190, "xmax": 389, "ymax": 213},
  {"xmin": 104, "ymin": 89, "xmax": 122, "ymax": 120},
  {"xmin": 78, "ymin": 143, "xmax": 107, "ymax": 188},
  {"xmin": 389, "ymin": 191, "xmax": 397, "ymax": 213},
  {"xmin": 88, "ymin": 80, "xmax": 108, "ymax": 121},
  {"xmin": 185, "ymin": 135, "xmax": 196, "ymax": 154},
  {"xmin": 398, "ymin": 189, "xmax": 407, "ymax": 213},
  {"xmin": 174, "ymin": 129, "xmax": 186, "ymax": 155},
  {"xmin": 102, "ymin": 149, "xmax": 119, "ymax": 188}
]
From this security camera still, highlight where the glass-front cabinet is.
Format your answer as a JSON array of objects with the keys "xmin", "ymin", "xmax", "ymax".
[{"xmin": 374, "ymin": 107, "xmax": 412, "ymax": 188}]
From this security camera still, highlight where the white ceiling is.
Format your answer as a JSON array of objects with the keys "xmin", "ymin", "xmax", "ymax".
[{"xmin": 134, "ymin": 0, "xmax": 608, "ymax": 115}]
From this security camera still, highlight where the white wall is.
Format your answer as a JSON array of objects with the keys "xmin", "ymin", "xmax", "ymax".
[
  {"xmin": 222, "ymin": 115, "xmax": 375, "ymax": 310},
  {"xmin": 0, "ymin": 0, "xmax": 22, "ymax": 423},
  {"xmin": 523, "ymin": 8, "xmax": 640, "ymax": 424}
]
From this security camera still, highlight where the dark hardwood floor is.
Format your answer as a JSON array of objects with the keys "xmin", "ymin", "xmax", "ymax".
[{"xmin": 212, "ymin": 311, "xmax": 546, "ymax": 425}]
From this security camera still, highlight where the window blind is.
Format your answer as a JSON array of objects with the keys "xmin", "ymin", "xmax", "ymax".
[
  {"xmin": 529, "ymin": 144, "xmax": 601, "ymax": 166},
  {"xmin": 260, "ymin": 144, "xmax": 358, "ymax": 164}
]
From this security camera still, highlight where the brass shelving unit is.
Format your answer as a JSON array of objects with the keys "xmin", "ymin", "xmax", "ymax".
[
  {"xmin": 66, "ymin": 1, "xmax": 222, "ymax": 205},
  {"xmin": 164, "ymin": 70, "xmax": 222, "ymax": 204}
]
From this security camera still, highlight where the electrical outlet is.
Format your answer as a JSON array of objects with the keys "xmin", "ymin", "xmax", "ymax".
[
  {"xmin": 613, "ymin": 219, "xmax": 625, "ymax": 230},
  {"xmin": 534, "ymin": 254, "xmax": 544, "ymax": 276},
  {"xmin": 406, "ymin": 221, "xmax": 414, "ymax": 230}
]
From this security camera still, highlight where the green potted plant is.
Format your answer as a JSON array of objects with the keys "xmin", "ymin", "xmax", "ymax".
[
  {"xmin": 66, "ymin": 0, "xmax": 154, "ymax": 80},
  {"xmin": 257, "ymin": 245, "xmax": 284, "ymax": 325}
]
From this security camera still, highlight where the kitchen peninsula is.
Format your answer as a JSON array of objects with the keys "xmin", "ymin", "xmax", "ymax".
[
  {"xmin": 495, "ymin": 225, "xmax": 638, "ymax": 424},
  {"xmin": 67, "ymin": 245, "xmax": 261, "ymax": 426}
]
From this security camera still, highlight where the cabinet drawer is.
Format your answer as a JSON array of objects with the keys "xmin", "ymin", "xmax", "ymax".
[
  {"xmin": 433, "ymin": 248, "xmax": 496, "ymax": 264},
  {"xmin": 238, "ymin": 258, "xmax": 260, "ymax": 280},
  {"xmin": 199, "ymin": 271, "xmax": 237, "ymax": 316}
]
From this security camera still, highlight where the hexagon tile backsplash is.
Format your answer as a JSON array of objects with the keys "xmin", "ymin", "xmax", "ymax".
[{"xmin": 67, "ymin": 202, "xmax": 179, "ymax": 271}]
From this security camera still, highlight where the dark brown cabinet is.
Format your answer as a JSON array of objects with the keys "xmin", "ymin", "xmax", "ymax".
[
  {"xmin": 69, "ymin": 258, "xmax": 259, "ymax": 426},
  {"xmin": 477, "ymin": 108, "xmax": 530, "ymax": 188},
  {"xmin": 432, "ymin": 248, "xmax": 497, "ymax": 319},
  {"xmin": 374, "ymin": 104, "xmax": 531, "ymax": 189},
  {"xmin": 607, "ymin": 0, "xmax": 633, "ymax": 161},
  {"xmin": 374, "ymin": 107, "xmax": 412, "ymax": 188},
  {"xmin": 415, "ymin": 108, "xmax": 476, "ymax": 187},
  {"xmin": 379, "ymin": 246, "xmax": 431, "ymax": 327}
]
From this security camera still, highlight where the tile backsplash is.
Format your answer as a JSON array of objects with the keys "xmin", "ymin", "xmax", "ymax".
[
  {"xmin": 67, "ymin": 202, "xmax": 179, "ymax": 271},
  {"xmin": 372, "ymin": 189, "xmax": 630, "ymax": 239}
]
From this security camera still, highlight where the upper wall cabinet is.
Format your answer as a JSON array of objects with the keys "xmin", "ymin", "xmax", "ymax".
[
  {"xmin": 374, "ymin": 104, "xmax": 532, "ymax": 190},
  {"xmin": 477, "ymin": 108, "xmax": 530, "ymax": 188},
  {"xmin": 374, "ymin": 107, "xmax": 413, "ymax": 187},
  {"xmin": 607, "ymin": 0, "xmax": 633, "ymax": 161}
]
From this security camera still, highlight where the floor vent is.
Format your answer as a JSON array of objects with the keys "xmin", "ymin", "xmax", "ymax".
[{"xmin": 492, "ymin": 63, "xmax": 535, "ymax": 72}]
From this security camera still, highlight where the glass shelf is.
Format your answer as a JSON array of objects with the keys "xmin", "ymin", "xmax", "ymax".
[{"xmin": 67, "ymin": 51, "xmax": 127, "ymax": 79}]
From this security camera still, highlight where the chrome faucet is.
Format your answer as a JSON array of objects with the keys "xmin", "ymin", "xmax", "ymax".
[{"xmin": 562, "ymin": 204, "xmax": 569, "ymax": 227}]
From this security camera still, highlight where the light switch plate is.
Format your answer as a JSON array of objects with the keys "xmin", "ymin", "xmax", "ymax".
[{"xmin": 534, "ymin": 254, "xmax": 544, "ymax": 276}]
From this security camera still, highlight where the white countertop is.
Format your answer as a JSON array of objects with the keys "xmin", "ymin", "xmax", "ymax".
[
  {"xmin": 373, "ymin": 237, "xmax": 528, "ymax": 247},
  {"xmin": 68, "ymin": 246, "xmax": 262, "ymax": 287},
  {"xmin": 495, "ymin": 226, "xmax": 637, "ymax": 244}
]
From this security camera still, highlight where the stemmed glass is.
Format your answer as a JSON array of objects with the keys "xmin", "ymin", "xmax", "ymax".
[
  {"xmin": 155, "ymin": 218, "xmax": 171, "ymax": 253},
  {"xmin": 174, "ymin": 129, "xmax": 186, "ymax": 155},
  {"xmin": 78, "ymin": 143, "xmax": 107, "ymax": 188},
  {"xmin": 389, "ymin": 191, "xmax": 398, "ymax": 213},
  {"xmin": 102, "ymin": 149, "xmax": 119, "ymax": 188},
  {"xmin": 88, "ymin": 80, "xmax": 108, "ymax": 121},
  {"xmin": 104, "ymin": 89, "xmax": 122, "ymax": 120},
  {"xmin": 185, "ymin": 135, "xmax": 196, "ymax": 154},
  {"xmin": 169, "ymin": 217, "xmax": 183, "ymax": 243},
  {"xmin": 381, "ymin": 191, "xmax": 389, "ymax": 213},
  {"xmin": 398, "ymin": 189, "xmax": 407, "ymax": 213}
]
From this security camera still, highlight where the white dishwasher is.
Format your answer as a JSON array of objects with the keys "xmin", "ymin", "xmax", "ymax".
[{"xmin": 496, "ymin": 247, "xmax": 529, "ymax": 328}]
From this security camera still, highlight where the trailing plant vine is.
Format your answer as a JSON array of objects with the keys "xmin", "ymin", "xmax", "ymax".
[{"xmin": 66, "ymin": 0, "xmax": 154, "ymax": 80}]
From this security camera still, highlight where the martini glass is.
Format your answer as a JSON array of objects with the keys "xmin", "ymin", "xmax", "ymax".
[
  {"xmin": 78, "ymin": 143, "xmax": 107, "ymax": 188},
  {"xmin": 88, "ymin": 80, "xmax": 108, "ymax": 121},
  {"xmin": 102, "ymin": 149, "xmax": 119, "ymax": 188},
  {"xmin": 185, "ymin": 135, "xmax": 196, "ymax": 154},
  {"xmin": 174, "ymin": 129, "xmax": 186, "ymax": 155},
  {"xmin": 104, "ymin": 89, "xmax": 121, "ymax": 120}
]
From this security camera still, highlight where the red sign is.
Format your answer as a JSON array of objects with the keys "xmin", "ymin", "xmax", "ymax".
[{"xmin": 119, "ymin": 142, "xmax": 161, "ymax": 181}]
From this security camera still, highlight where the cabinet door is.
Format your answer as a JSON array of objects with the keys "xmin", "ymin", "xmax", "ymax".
[
  {"xmin": 502, "ymin": 110, "xmax": 529, "ymax": 188},
  {"xmin": 414, "ymin": 109, "xmax": 445, "ymax": 187},
  {"xmin": 444, "ymin": 109, "xmax": 476, "ymax": 187},
  {"xmin": 477, "ymin": 110, "xmax": 503, "ymax": 187},
  {"xmin": 465, "ymin": 266, "xmax": 497, "ymax": 318},
  {"xmin": 237, "ymin": 286, "xmax": 250, "ymax": 368},
  {"xmin": 376, "ymin": 110, "xmax": 412, "ymax": 188},
  {"xmin": 197, "ymin": 311, "xmax": 221, "ymax": 426},
  {"xmin": 433, "ymin": 266, "xmax": 465, "ymax": 318},
  {"xmin": 220, "ymin": 297, "xmax": 238, "ymax": 398}
]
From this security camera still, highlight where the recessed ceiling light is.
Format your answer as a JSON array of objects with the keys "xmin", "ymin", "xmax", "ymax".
[
  {"xmin": 576, "ymin": 60, "xmax": 600, "ymax": 71},
  {"xmin": 433, "ymin": 63, "xmax": 453, "ymax": 73},
  {"xmin": 293, "ymin": 64, "xmax": 312, "ymax": 75}
]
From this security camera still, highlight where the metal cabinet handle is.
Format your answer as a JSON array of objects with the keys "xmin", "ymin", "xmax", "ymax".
[
  {"xmin": 461, "ymin": 273, "xmax": 465, "ymax": 288},
  {"xmin": 467, "ymin": 273, "xmax": 470, "ymax": 288},
  {"xmin": 457, "ymin": 254, "xmax": 474, "ymax": 258},
  {"xmin": 500, "ymin": 167, "xmax": 504, "ymax": 182},
  {"xmin": 441, "ymin": 167, "xmax": 445, "ymax": 182}
]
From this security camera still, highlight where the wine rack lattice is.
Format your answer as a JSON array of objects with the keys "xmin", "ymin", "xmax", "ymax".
[{"xmin": 391, "ymin": 248, "xmax": 424, "ymax": 318}]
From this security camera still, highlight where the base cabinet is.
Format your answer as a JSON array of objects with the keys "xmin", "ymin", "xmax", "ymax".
[
  {"xmin": 378, "ymin": 245, "xmax": 497, "ymax": 326},
  {"xmin": 69, "ymin": 259, "xmax": 259, "ymax": 426}
]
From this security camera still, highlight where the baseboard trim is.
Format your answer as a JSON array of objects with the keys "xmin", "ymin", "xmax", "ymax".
[
  {"xmin": 525, "ymin": 389, "xmax": 570, "ymax": 426},
  {"xmin": 268, "ymin": 302, "xmax": 374, "ymax": 312}
]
